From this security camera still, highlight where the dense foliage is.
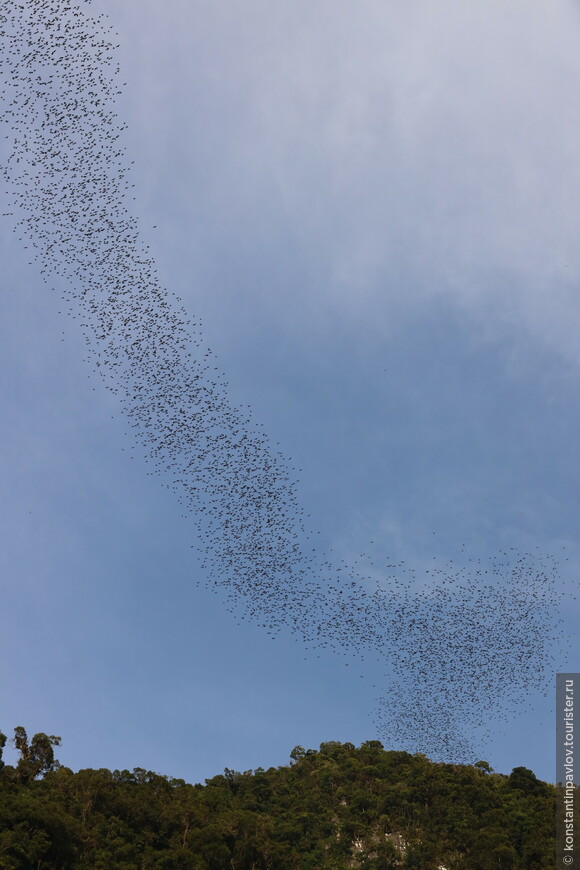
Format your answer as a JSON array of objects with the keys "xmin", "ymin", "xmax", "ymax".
[{"xmin": 0, "ymin": 729, "xmax": 555, "ymax": 869}]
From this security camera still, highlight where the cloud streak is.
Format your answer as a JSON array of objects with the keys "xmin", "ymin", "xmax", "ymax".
[{"xmin": 112, "ymin": 0, "xmax": 580, "ymax": 363}]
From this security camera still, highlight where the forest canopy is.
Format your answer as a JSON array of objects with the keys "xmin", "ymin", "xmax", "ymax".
[{"xmin": 0, "ymin": 727, "xmax": 556, "ymax": 869}]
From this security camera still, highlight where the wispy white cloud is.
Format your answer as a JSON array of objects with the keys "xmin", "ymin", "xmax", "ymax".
[{"xmin": 110, "ymin": 0, "xmax": 580, "ymax": 364}]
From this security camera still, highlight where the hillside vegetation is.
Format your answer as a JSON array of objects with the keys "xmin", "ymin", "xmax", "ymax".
[{"xmin": 0, "ymin": 728, "xmax": 554, "ymax": 869}]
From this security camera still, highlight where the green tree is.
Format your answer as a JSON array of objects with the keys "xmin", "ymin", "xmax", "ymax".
[
  {"xmin": 12, "ymin": 726, "xmax": 61, "ymax": 784},
  {"xmin": 0, "ymin": 730, "xmax": 558, "ymax": 868},
  {"xmin": 0, "ymin": 730, "xmax": 6, "ymax": 772},
  {"xmin": 289, "ymin": 746, "xmax": 306, "ymax": 763}
]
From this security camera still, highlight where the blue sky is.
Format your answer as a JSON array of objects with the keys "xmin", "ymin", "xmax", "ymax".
[{"xmin": 1, "ymin": 0, "xmax": 579, "ymax": 786}]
